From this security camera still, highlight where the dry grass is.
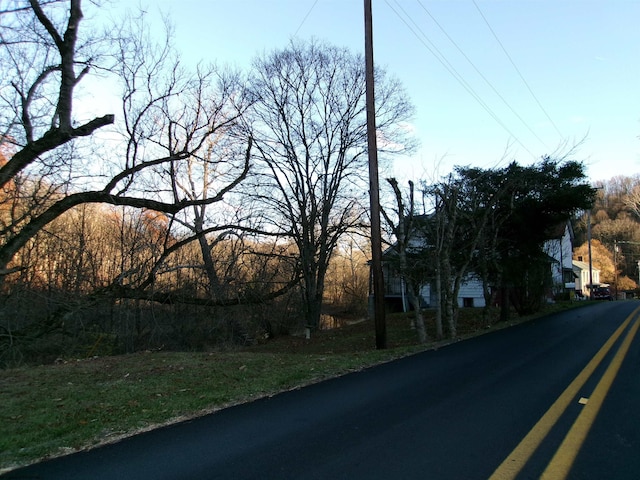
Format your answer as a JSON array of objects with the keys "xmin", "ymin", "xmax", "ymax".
[{"xmin": 0, "ymin": 303, "xmax": 583, "ymax": 473}]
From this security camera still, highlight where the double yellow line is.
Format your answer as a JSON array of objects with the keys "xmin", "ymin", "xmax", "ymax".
[{"xmin": 490, "ymin": 306, "xmax": 640, "ymax": 480}]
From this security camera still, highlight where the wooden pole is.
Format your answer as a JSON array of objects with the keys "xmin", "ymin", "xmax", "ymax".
[
  {"xmin": 364, "ymin": 0, "xmax": 386, "ymax": 349},
  {"xmin": 587, "ymin": 209, "xmax": 594, "ymax": 299}
]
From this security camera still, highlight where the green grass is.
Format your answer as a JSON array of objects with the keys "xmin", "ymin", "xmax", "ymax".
[{"xmin": 0, "ymin": 302, "xmax": 586, "ymax": 472}]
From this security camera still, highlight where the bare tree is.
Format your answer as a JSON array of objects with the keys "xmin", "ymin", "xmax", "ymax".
[
  {"xmin": 0, "ymin": 0, "xmax": 113, "ymax": 275},
  {"xmin": 246, "ymin": 39, "xmax": 414, "ymax": 331},
  {"xmin": 324, "ymin": 238, "xmax": 370, "ymax": 315},
  {"xmin": 382, "ymin": 178, "xmax": 428, "ymax": 343},
  {"xmin": 167, "ymin": 131, "xmax": 257, "ymax": 301},
  {"xmin": 0, "ymin": 0, "xmax": 253, "ymax": 289},
  {"xmin": 0, "ymin": 1, "xmax": 266, "ymax": 364}
]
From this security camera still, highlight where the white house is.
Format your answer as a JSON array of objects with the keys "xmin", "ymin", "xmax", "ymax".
[
  {"xmin": 543, "ymin": 221, "xmax": 576, "ymax": 298},
  {"xmin": 375, "ymin": 219, "xmax": 575, "ymax": 311},
  {"xmin": 572, "ymin": 259, "xmax": 601, "ymax": 297}
]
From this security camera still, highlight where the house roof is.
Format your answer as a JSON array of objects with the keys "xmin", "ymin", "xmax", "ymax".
[
  {"xmin": 572, "ymin": 259, "xmax": 599, "ymax": 272},
  {"xmin": 546, "ymin": 220, "xmax": 574, "ymax": 241}
]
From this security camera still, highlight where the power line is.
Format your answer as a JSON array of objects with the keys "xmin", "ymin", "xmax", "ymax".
[
  {"xmin": 415, "ymin": 0, "xmax": 550, "ymax": 151},
  {"xmin": 293, "ymin": 0, "xmax": 320, "ymax": 37},
  {"xmin": 472, "ymin": 0, "xmax": 564, "ymax": 140},
  {"xmin": 386, "ymin": 0, "xmax": 537, "ymax": 160}
]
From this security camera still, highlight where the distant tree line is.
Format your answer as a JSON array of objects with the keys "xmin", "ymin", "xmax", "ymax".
[{"xmin": 573, "ymin": 175, "xmax": 640, "ymax": 292}]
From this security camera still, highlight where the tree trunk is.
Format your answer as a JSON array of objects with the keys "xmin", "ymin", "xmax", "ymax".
[
  {"xmin": 480, "ymin": 262, "xmax": 493, "ymax": 325},
  {"xmin": 441, "ymin": 251, "xmax": 457, "ymax": 339},
  {"xmin": 304, "ymin": 288, "xmax": 323, "ymax": 331},
  {"xmin": 434, "ymin": 268, "xmax": 443, "ymax": 340},
  {"xmin": 406, "ymin": 280, "xmax": 427, "ymax": 343},
  {"xmin": 499, "ymin": 285, "xmax": 510, "ymax": 322},
  {"xmin": 445, "ymin": 290, "xmax": 457, "ymax": 339},
  {"xmin": 301, "ymin": 252, "xmax": 326, "ymax": 331},
  {"xmin": 384, "ymin": 178, "xmax": 427, "ymax": 344},
  {"xmin": 194, "ymin": 213, "xmax": 221, "ymax": 296}
]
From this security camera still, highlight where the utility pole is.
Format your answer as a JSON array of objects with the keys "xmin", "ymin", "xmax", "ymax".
[
  {"xmin": 364, "ymin": 0, "xmax": 386, "ymax": 349},
  {"xmin": 588, "ymin": 186, "xmax": 604, "ymax": 299},
  {"xmin": 614, "ymin": 240, "xmax": 618, "ymax": 300},
  {"xmin": 612, "ymin": 240, "xmax": 640, "ymax": 299},
  {"xmin": 587, "ymin": 208, "xmax": 593, "ymax": 299}
]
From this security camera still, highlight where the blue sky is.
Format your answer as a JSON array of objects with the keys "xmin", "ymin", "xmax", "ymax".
[{"xmin": 135, "ymin": 0, "xmax": 639, "ymax": 183}]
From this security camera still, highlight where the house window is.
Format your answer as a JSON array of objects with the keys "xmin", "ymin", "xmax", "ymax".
[
  {"xmin": 463, "ymin": 297, "xmax": 474, "ymax": 308},
  {"xmin": 563, "ymin": 268, "xmax": 576, "ymax": 284}
]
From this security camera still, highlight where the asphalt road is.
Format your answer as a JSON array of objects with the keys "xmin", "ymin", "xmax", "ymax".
[{"xmin": 4, "ymin": 301, "xmax": 640, "ymax": 480}]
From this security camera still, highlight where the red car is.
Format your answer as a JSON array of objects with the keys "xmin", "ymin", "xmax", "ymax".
[{"xmin": 592, "ymin": 286, "xmax": 613, "ymax": 301}]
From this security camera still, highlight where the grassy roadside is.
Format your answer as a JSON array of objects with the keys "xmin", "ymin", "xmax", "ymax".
[{"xmin": 1, "ymin": 302, "xmax": 586, "ymax": 472}]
